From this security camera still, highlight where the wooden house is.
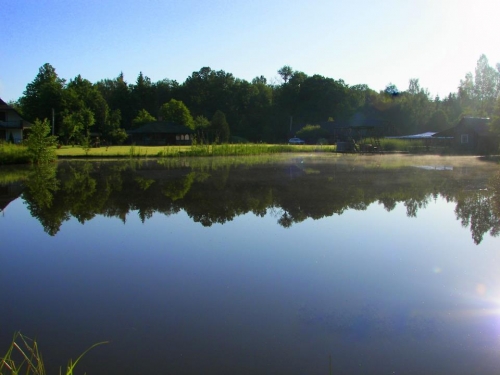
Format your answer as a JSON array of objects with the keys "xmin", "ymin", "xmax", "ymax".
[
  {"xmin": 433, "ymin": 117, "xmax": 498, "ymax": 154},
  {"xmin": 128, "ymin": 122, "xmax": 194, "ymax": 145},
  {"xmin": 0, "ymin": 98, "xmax": 32, "ymax": 143}
]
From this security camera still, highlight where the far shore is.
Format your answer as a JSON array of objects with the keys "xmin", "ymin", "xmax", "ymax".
[{"xmin": 2, "ymin": 141, "xmax": 499, "ymax": 166}]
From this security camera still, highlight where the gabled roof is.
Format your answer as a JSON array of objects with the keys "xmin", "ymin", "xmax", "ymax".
[
  {"xmin": 0, "ymin": 98, "xmax": 22, "ymax": 116},
  {"xmin": 0, "ymin": 98, "xmax": 11, "ymax": 109},
  {"xmin": 0, "ymin": 98, "xmax": 32, "ymax": 129},
  {"xmin": 433, "ymin": 117, "xmax": 491, "ymax": 138},
  {"xmin": 128, "ymin": 121, "xmax": 194, "ymax": 134},
  {"xmin": 388, "ymin": 132, "xmax": 439, "ymax": 139},
  {"xmin": 458, "ymin": 117, "xmax": 491, "ymax": 136}
]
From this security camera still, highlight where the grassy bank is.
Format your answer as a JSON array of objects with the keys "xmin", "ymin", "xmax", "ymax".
[
  {"xmin": 55, "ymin": 143, "xmax": 337, "ymax": 158},
  {"xmin": 1, "ymin": 140, "xmax": 457, "ymax": 165},
  {"xmin": 0, "ymin": 143, "xmax": 31, "ymax": 165}
]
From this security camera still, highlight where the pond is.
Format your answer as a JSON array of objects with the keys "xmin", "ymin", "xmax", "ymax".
[{"xmin": 1, "ymin": 154, "xmax": 500, "ymax": 375}]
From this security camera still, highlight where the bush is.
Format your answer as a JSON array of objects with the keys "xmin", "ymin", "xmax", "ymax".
[
  {"xmin": 25, "ymin": 119, "xmax": 57, "ymax": 164},
  {"xmin": 296, "ymin": 124, "xmax": 330, "ymax": 144}
]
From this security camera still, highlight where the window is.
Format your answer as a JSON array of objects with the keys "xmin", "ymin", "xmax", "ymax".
[
  {"xmin": 461, "ymin": 134, "xmax": 469, "ymax": 144},
  {"xmin": 0, "ymin": 112, "xmax": 6, "ymax": 121}
]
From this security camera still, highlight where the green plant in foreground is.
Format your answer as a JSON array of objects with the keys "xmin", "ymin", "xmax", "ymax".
[{"xmin": 0, "ymin": 332, "xmax": 107, "ymax": 375}]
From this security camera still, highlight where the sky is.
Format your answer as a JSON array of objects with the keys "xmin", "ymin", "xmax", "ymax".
[{"xmin": 2, "ymin": 0, "xmax": 500, "ymax": 102}]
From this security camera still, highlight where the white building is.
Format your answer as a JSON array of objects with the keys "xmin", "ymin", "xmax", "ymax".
[{"xmin": 0, "ymin": 98, "xmax": 32, "ymax": 143}]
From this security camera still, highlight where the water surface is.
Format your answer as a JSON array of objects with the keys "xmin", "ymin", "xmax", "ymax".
[{"xmin": 1, "ymin": 155, "xmax": 500, "ymax": 374}]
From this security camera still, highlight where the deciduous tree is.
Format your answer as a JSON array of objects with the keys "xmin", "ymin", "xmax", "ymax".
[
  {"xmin": 211, "ymin": 110, "xmax": 230, "ymax": 142},
  {"xmin": 159, "ymin": 99, "xmax": 194, "ymax": 129},
  {"xmin": 132, "ymin": 109, "xmax": 156, "ymax": 129}
]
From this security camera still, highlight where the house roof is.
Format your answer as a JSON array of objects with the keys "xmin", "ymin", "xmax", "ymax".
[
  {"xmin": 0, "ymin": 98, "xmax": 23, "ymax": 117},
  {"xmin": 433, "ymin": 117, "xmax": 491, "ymax": 138},
  {"xmin": 459, "ymin": 117, "xmax": 491, "ymax": 136},
  {"xmin": 387, "ymin": 132, "xmax": 439, "ymax": 139},
  {"xmin": 0, "ymin": 98, "xmax": 32, "ymax": 129},
  {"xmin": 128, "ymin": 121, "xmax": 194, "ymax": 134}
]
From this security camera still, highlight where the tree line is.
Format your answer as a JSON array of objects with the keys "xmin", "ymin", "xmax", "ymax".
[{"xmin": 11, "ymin": 54, "xmax": 500, "ymax": 144}]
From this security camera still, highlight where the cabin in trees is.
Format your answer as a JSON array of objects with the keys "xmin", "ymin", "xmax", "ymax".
[
  {"xmin": 433, "ymin": 117, "xmax": 498, "ymax": 154},
  {"xmin": 0, "ymin": 98, "xmax": 32, "ymax": 143},
  {"xmin": 128, "ymin": 122, "xmax": 194, "ymax": 145}
]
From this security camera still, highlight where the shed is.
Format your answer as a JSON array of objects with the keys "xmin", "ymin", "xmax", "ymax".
[
  {"xmin": 433, "ymin": 117, "xmax": 498, "ymax": 154},
  {"xmin": 0, "ymin": 98, "xmax": 32, "ymax": 143},
  {"xmin": 128, "ymin": 122, "xmax": 194, "ymax": 145}
]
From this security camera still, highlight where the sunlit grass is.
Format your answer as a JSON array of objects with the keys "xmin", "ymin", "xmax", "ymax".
[
  {"xmin": 0, "ymin": 332, "xmax": 107, "ymax": 375},
  {"xmin": 0, "ymin": 142, "xmax": 31, "ymax": 165},
  {"xmin": 55, "ymin": 145, "xmax": 187, "ymax": 157},
  {"xmin": 55, "ymin": 143, "xmax": 337, "ymax": 158}
]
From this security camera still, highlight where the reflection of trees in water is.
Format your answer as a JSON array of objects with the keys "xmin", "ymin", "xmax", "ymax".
[
  {"xmin": 18, "ymin": 160, "xmax": 500, "ymax": 244},
  {"xmin": 22, "ymin": 164, "xmax": 63, "ymax": 236},
  {"xmin": 454, "ymin": 182, "xmax": 500, "ymax": 245},
  {"xmin": 404, "ymin": 197, "xmax": 430, "ymax": 218}
]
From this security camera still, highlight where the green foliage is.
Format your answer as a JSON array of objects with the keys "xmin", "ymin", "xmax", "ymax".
[
  {"xmin": 65, "ymin": 74, "xmax": 109, "ymax": 135},
  {"xmin": 96, "ymin": 72, "xmax": 134, "ymax": 130},
  {"xmin": 17, "ymin": 156, "xmax": 499, "ymax": 240},
  {"xmin": 60, "ymin": 107, "xmax": 95, "ymax": 144},
  {"xmin": 23, "ymin": 164, "xmax": 60, "ymax": 213},
  {"xmin": 211, "ymin": 110, "xmax": 230, "ymax": 143},
  {"xmin": 278, "ymin": 65, "xmax": 293, "ymax": 83},
  {"xmin": 132, "ymin": 109, "xmax": 156, "ymax": 129},
  {"xmin": 19, "ymin": 63, "xmax": 65, "ymax": 129},
  {"xmin": 194, "ymin": 115, "xmax": 210, "ymax": 129},
  {"xmin": 81, "ymin": 135, "xmax": 91, "ymax": 155},
  {"xmin": 490, "ymin": 97, "xmax": 500, "ymax": 138},
  {"xmin": 0, "ymin": 332, "xmax": 107, "ymax": 375},
  {"xmin": 0, "ymin": 142, "xmax": 31, "ymax": 165},
  {"xmin": 379, "ymin": 138, "xmax": 428, "ymax": 153},
  {"xmin": 102, "ymin": 109, "xmax": 127, "ymax": 144},
  {"xmin": 16, "ymin": 55, "xmax": 500, "ymax": 146},
  {"xmin": 159, "ymin": 99, "xmax": 194, "ymax": 129},
  {"xmin": 426, "ymin": 109, "xmax": 449, "ymax": 132},
  {"xmin": 25, "ymin": 119, "xmax": 57, "ymax": 164},
  {"xmin": 108, "ymin": 128, "xmax": 128, "ymax": 145},
  {"xmin": 296, "ymin": 124, "xmax": 330, "ymax": 143},
  {"xmin": 459, "ymin": 54, "xmax": 500, "ymax": 117}
]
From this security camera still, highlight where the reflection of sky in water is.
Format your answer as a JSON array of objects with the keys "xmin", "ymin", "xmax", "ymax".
[{"xmin": 1, "ymin": 195, "xmax": 500, "ymax": 374}]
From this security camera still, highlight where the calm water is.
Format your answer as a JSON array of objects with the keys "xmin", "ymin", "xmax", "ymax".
[{"xmin": 1, "ymin": 155, "xmax": 500, "ymax": 375}]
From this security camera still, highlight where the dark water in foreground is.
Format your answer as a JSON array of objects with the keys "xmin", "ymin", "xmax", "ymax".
[{"xmin": 1, "ymin": 155, "xmax": 500, "ymax": 374}]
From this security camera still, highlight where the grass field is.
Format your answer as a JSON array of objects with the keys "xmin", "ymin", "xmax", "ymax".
[
  {"xmin": 0, "ymin": 143, "xmax": 30, "ymax": 165},
  {"xmin": 0, "ymin": 140, "xmax": 454, "ymax": 165},
  {"xmin": 55, "ymin": 143, "xmax": 337, "ymax": 158}
]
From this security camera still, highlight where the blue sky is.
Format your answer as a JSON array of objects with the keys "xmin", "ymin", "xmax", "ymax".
[{"xmin": 2, "ymin": 0, "xmax": 499, "ymax": 102}]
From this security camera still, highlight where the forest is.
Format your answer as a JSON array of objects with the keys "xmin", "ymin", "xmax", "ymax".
[{"xmin": 10, "ymin": 54, "xmax": 500, "ymax": 145}]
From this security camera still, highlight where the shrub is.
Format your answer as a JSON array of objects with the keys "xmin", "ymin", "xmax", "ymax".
[{"xmin": 25, "ymin": 119, "xmax": 57, "ymax": 164}]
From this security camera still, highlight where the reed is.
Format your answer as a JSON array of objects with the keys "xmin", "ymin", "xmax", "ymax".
[{"xmin": 0, "ymin": 332, "xmax": 107, "ymax": 375}]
